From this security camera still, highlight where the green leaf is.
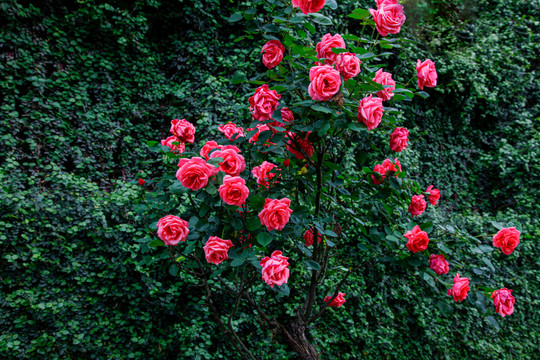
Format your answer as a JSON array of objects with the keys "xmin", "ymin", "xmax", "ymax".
[
  {"xmin": 421, "ymin": 272, "xmax": 435, "ymax": 287},
  {"xmin": 263, "ymin": 24, "xmax": 280, "ymax": 33},
  {"xmin": 149, "ymin": 239, "xmax": 165, "ymax": 247},
  {"xmin": 147, "ymin": 140, "xmax": 159, "ymax": 147},
  {"xmin": 306, "ymin": 260, "xmax": 320, "ymax": 271},
  {"xmin": 230, "ymin": 257, "xmax": 244, "ymax": 267},
  {"xmin": 297, "ymin": 243, "xmax": 313, "ymax": 257},
  {"xmin": 487, "ymin": 316, "xmax": 500, "ymax": 331},
  {"xmin": 311, "ymin": 104, "xmax": 333, "ymax": 113},
  {"xmin": 358, "ymin": 52, "xmax": 376, "ymax": 60},
  {"xmin": 246, "ymin": 217, "xmax": 262, "ymax": 231},
  {"xmin": 326, "ymin": 0, "xmax": 338, "ymax": 10},
  {"xmin": 479, "ymin": 245, "xmax": 494, "ymax": 253},
  {"xmin": 416, "ymin": 91, "xmax": 430, "ymax": 98},
  {"xmin": 419, "ymin": 222, "xmax": 433, "ymax": 233},
  {"xmin": 249, "ymin": 195, "xmax": 266, "ymax": 210},
  {"xmin": 274, "ymin": 283, "xmax": 290, "ymax": 296},
  {"xmin": 228, "ymin": 13, "xmax": 243, "ymax": 22},
  {"xmin": 257, "ymin": 232, "xmax": 272, "ymax": 247},
  {"xmin": 348, "ymin": 8, "xmax": 371, "ymax": 20},
  {"xmin": 205, "ymin": 184, "xmax": 217, "ymax": 195},
  {"xmin": 326, "ymin": 230, "xmax": 338, "ymax": 238},
  {"xmin": 310, "ymin": 13, "xmax": 332, "ymax": 25},
  {"xmin": 169, "ymin": 264, "xmax": 179, "ymax": 276},
  {"xmin": 482, "ymin": 257, "xmax": 496, "ymax": 272},
  {"xmin": 171, "ymin": 181, "xmax": 189, "ymax": 194},
  {"xmin": 207, "ymin": 157, "xmax": 223, "ymax": 166}
]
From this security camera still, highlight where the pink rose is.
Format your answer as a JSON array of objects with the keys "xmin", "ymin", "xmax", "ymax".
[
  {"xmin": 200, "ymin": 140, "xmax": 223, "ymax": 160},
  {"xmin": 252, "ymin": 161, "xmax": 279, "ymax": 188},
  {"xmin": 447, "ymin": 273, "xmax": 470, "ymax": 302},
  {"xmin": 316, "ymin": 33, "xmax": 346, "ymax": 65},
  {"xmin": 176, "ymin": 157, "xmax": 218, "ymax": 191},
  {"xmin": 161, "ymin": 136, "xmax": 186, "ymax": 153},
  {"xmin": 389, "ymin": 127, "xmax": 409, "ymax": 152},
  {"xmin": 357, "ymin": 95, "xmax": 384, "ymax": 130},
  {"xmin": 260, "ymin": 250, "xmax": 290, "ymax": 287},
  {"xmin": 404, "ymin": 225, "xmax": 429, "ymax": 253},
  {"xmin": 416, "ymin": 59, "xmax": 437, "ymax": 90},
  {"xmin": 292, "ymin": 0, "xmax": 326, "ymax": 15},
  {"xmin": 369, "ymin": 3, "xmax": 406, "ymax": 37},
  {"xmin": 371, "ymin": 163, "xmax": 387, "ymax": 185},
  {"xmin": 261, "ymin": 40, "xmax": 285, "ymax": 69},
  {"xmin": 218, "ymin": 122, "xmax": 245, "ymax": 141},
  {"xmin": 382, "ymin": 158, "xmax": 402, "ymax": 173},
  {"xmin": 324, "ymin": 292, "xmax": 346, "ymax": 307},
  {"xmin": 492, "ymin": 227, "xmax": 520, "ymax": 255},
  {"xmin": 376, "ymin": 0, "xmax": 398, "ymax": 7},
  {"xmin": 258, "ymin": 198, "xmax": 293, "ymax": 231},
  {"xmin": 429, "ymin": 254, "xmax": 449, "ymax": 275},
  {"xmin": 491, "ymin": 288, "xmax": 515, "ymax": 317},
  {"xmin": 426, "ymin": 185, "xmax": 441, "ymax": 205},
  {"xmin": 247, "ymin": 124, "xmax": 273, "ymax": 145},
  {"xmin": 157, "ymin": 215, "xmax": 189, "ymax": 246},
  {"xmin": 371, "ymin": 158, "xmax": 401, "ymax": 184},
  {"xmin": 170, "ymin": 119, "xmax": 196, "ymax": 144},
  {"xmin": 372, "ymin": 68, "xmax": 396, "ymax": 101},
  {"xmin": 249, "ymin": 84, "xmax": 281, "ymax": 121},
  {"xmin": 308, "ymin": 65, "xmax": 342, "ymax": 101},
  {"xmin": 218, "ymin": 175, "xmax": 249, "ymax": 206},
  {"xmin": 286, "ymin": 132, "xmax": 314, "ymax": 160},
  {"xmin": 203, "ymin": 236, "xmax": 234, "ymax": 265},
  {"xmin": 304, "ymin": 228, "xmax": 322, "ymax": 247},
  {"xmin": 408, "ymin": 195, "xmax": 427, "ymax": 217},
  {"xmin": 336, "ymin": 52, "xmax": 361, "ymax": 81},
  {"xmin": 210, "ymin": 148, "xmax": 246, "ymax": 176},
  {"xmin": 281, "ymin": 107, "xmax": 294, "ymax": 124}
]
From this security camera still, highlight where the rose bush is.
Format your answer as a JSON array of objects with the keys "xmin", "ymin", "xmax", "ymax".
[{"xmin": 138, "ymin": 1, "xmax": 523, "ymax": 358}]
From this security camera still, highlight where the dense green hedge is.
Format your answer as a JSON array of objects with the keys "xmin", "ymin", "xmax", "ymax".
[{"xmin": 1, "ymin": 0, "xmax": 538, "ymax": 359}]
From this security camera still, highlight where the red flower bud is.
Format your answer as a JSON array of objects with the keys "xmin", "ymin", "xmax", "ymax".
[{"xmin": 138, "ymin": 178, "xmax": 145, "ymax": 186}]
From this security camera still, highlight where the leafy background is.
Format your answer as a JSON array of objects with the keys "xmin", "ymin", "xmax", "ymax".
[{"xmin": 1, "ymin": 0, "xmax": 538, "ymax": 358}]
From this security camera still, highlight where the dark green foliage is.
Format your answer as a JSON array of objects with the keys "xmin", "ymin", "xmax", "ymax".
[{"xmin": 1, "ymin": 0, "xmax": 538, "ymax": 359}]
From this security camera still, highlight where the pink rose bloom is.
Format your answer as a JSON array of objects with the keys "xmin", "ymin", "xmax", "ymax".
[
  {"xmin": 170, "ymin": 119, "xmax": 196, "ymax": 144},
  {"xmin": 369, "ymin": 3, "xmax": 406, "ymax": 37},
  {"xmin": 389, "ymin": 127, "xmax": 409, "ymax": 152},
  {"xmin": 336, "ymin": 52, "xmax": 361, "ymax": 81},
  {"xmin": 357, "ymin": 95, "xmax": 384, "ymax": 130},
  {"xmin": 286, "ymin": 132, "xmax": 314, "ymax": 160},
  {"xmin": 281, "ymin": 107, "xmax": 294, "ymax": 124},
  {"xmin": 210, "ymin": 148, "xmax": 246, "ymax": 176},
  {"xmin": 408, "ymin": 195, "xmax": 427, "ymax": 217},
  {"xmin": 260, "ymin": 250, "xmax": 290, "ymax": 287},
  {"xmin": 252, "ymin": 161, "xmax": 279, "ymax": 188},
  {"xmin": 161, "ymin": 135, "xmax": 186, "ymax": 154},
  {"xmin": 258, "ymin": 198, "xmax": 293, "ymax": 231},
  {"xmin": 382, "ymin": 158, "xmax": 402, "ymax": 173},
  {"xmin": 416, "ymin": 59, "xmax": 437, "ymax": 90},
  {"xmin": 376, "ymin": 0, "xmax": 398, "ymax": 7},
  {"xmin": 218, "ymin": 122, "xmax": 245, "ymax": 141},
  {"xmin": 157, "ymin": 215, "xmax": 189, "ymax": 246},
  {"xmin": 292, "ymin": 0, "xmax": 326, "ymax": 15},
  {"xmin": 222, "ymin": 144, "xmax": 242, "ymax": 153},
  {"xmin": 491, "ymin": 288, "xmax": 515, "ymax": 317},
  {"xmin": 316, "ymin": 33, "xmax": 346, "ymax": 65},
  {"xmin": 200, "ymin": 140, "xmax": 223, "ymax": 160},
  {"xmin": 308, "ymin": 65, "xmax": 342, "ymax": 101},
  {"xmin": 404, "ymin": 225, "xmax": 429, "ymax": 253},
  {"xmin": 447, "ymin": 273, "xmax": 470, "ymax": 302},
  {"xmin": 218, "ymin": 175, "xmax": 249, "ymax": 206},
  {"xmin": 304, "ymin": 228, "xmax": 322, "ymax": 247},
  {"xmin": 426, "ymin": 185, "xmax": 441, "ymax": 205},
  {"xmin": 371, "ymin": 163, "xmax": 387, "ymax": 185},
  {"xmin": 249, "ymin": 84, "xmax": 281, "ymax": 121},
  {"xmin": 247, "ymin": 124, "xmax": 273, "ymax": 145},
  {"xmin": 203, "ymin": 236, "xmax": 234, "ymax": 265},
  {"xmin": 492, "ymin": 227, "xmax": 520, "ymax": 255},
  {"xmin": 372, "ymin": 68, "xmax": 396, "ymax": 101},
  {"xmin": 176, "ymin": 157, "xmax": 218, "ymax": 191},
  {"xmin": 429, "ymin": 254, "xmax": 449, "ymax": 275},
  {"xmin": 261, "ymin": 40, "xmax": 285, "ymax": 69},
  {"xmin": 324, "ymin": 292, "xmax": 346, "ymax": 307}
]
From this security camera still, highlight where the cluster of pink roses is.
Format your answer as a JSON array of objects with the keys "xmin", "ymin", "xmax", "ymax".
[
  {"xmin": 371, "ymin": 158, "xmax": 401, "ymax": 185},
  {"xmin": 408, "ymin": 185, "xmax": 440, "ymax": 217}
]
